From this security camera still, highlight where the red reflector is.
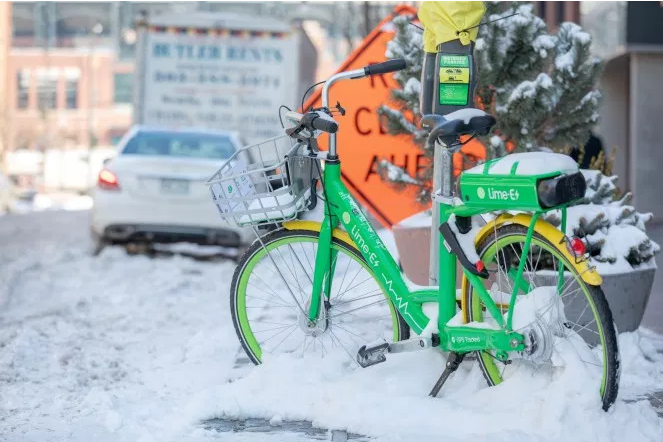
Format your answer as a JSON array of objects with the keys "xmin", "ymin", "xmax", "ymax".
[
  {"xmin": 98, "ymin": 169, "xmax": 120, "ymax": 190},
  {"xmin": 476, "ymin": 260, "xmax": 485, "ymax": 272},
  {"xmin": 569, "ymin": 237, "xmax": 586, "ymax": 256}
]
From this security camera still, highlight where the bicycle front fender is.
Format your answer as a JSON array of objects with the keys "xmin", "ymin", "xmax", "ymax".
[
  {"xmin": 473, "ymin": 213, "xmax": 602, "ymax": 286},
  {"xmin": 282, "ymin": 220, "xmax": 357, "ymax": 249}
]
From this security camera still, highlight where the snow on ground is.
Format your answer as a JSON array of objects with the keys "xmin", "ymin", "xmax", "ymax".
[
  {"xmin": 0, "ymin": 209, "xmax": 662, "ymax": 442},
  {"xmin": 7, "ymin": 191, "xmax": 93, "ymax": 215}
]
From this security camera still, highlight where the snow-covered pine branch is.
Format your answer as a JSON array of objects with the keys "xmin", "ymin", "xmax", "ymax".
[{"xmin": 542, "ymin": 170, "xmax": 660, "ymax": 271}]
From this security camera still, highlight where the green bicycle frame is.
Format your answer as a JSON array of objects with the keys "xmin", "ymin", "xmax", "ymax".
[
  {"xmin": 299, "ymin": 66, "xmax": 585, "ymax": 356},
  {"xmin": 305, "ymin": 160, "xmax": 542, "ymax": 356}
]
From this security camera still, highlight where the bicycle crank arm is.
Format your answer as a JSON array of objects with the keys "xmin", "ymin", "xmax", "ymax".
[
  {"xmin": 389, "ymin": 336, "xmax": 436, "ymax": 353},
  {"xmin": 357, "ymin": 336, "xmax": 438, "ymax": 368}
]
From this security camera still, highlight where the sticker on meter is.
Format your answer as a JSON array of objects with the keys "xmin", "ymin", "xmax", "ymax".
[
  {"xmin": 439, "ymin": 55, "xmax": 470, "ymax": 106},
  {"xmin": 440, "ymin": 67, "xmax": 470, "ymax": 84}
]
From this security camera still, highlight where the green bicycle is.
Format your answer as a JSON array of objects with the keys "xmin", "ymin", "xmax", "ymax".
[{"xmin": 207, "ymin": 59, "xmax": 620, "ymax": 411}]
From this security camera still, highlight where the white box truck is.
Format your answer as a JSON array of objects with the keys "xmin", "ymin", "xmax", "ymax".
[{"xmin": 133, "ymin": 11, "xmax": 303, "ymax": 143}]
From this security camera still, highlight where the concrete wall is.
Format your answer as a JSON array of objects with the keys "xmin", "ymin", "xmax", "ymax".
[
  {"xmin": 597, "ymin": 54, "xmax": 630, "ymax": 192},
  {"xmin": 630, "ymin": 52, "xmax": 663, "ymax": 334},
  {"xmin": 598, "ymin": 51, "xmax": 663, "ymax": 334},
  {"xmin": 630, "ymin": 53, "xmax": 663, "ymax": 216}
]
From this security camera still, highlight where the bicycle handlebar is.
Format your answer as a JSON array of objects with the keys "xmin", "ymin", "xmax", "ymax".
[
  {"xmin": 320, "ymin": 59, "xmax": 407, "ymax": 156},
  {"xmin": 305, "ymin": 112, "xmax": 338, "ymax": 134},
  {"xmin": 363, "ymin": 59, "xmax": 407, "ymax": 76}
]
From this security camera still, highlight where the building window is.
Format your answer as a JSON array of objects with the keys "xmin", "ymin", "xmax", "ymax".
[
  {"xmin": 64, "ymin": 67, "xmax": 80, "ymax": 109},
  {"xmin": 36, "ymin": 68, "xmax": 59, "ymax": 110},
  {"xmin": 113, "ymin": 73, "xmax": 133, "ymax": 104},
  {"xmin": 16, "ymin": 70, "xmax": 30, "ymax": 109}
]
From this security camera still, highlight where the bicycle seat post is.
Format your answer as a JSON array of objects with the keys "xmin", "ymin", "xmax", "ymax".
[{"xmin": 439, "ymin": 142, "xmax": 454, "ymax": 199}]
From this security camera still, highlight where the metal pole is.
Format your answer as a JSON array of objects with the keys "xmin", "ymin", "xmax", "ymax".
[{"xmin": 428, "ymin": 141, "xmax": 442, "ymax": 285}]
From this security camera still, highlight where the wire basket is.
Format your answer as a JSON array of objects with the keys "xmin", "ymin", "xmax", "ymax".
[{"xmin": 206, "ymin": 135, "xmax": 321, "ymax": 227}]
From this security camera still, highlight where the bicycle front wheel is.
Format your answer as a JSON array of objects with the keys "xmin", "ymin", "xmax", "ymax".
[
  {"xmin": 462, "ymin": 224, "xmax": 620, "ymax": 411},
  {"xmin": 230, "ymin": 228, "xmax": 409, "ymax": 365}
]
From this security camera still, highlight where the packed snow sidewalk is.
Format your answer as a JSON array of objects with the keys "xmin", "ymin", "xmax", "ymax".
[{"xmin": 0, "ymin": 210, "xmax": 662, "ymax": 442}]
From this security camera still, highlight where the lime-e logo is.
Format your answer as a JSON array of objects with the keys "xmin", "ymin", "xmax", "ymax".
[
  {"xmin": 342, "ymin": 212, "xmax": 351, "ymax": 224},
  {"xmin": 227, "ymin": 185, "xmax": 233, "ymax": 193},
  {"xmin": 477, "ymin": 187, "xmax": 485, "ymax": 199},
  {"xmin": 488, "ymin": 188, "xmax": 520, "ymax": 201}
]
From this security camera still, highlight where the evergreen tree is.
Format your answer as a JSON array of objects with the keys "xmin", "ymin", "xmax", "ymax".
[
  {"xmin": 377, "ymin": 2, "xmax": 602, "ymax": 202},
  {"xmin": 375, "ymin": 14, "xmax": 431, "ymax": 204}
]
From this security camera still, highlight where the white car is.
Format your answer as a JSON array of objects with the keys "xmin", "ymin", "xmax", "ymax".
[{"xmin": 91, "ymin": 126, "xmax": 254, "ymax": 255}]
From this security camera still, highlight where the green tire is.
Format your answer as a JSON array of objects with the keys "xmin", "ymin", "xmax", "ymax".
[
  {"xmin": 463, "ymin": 224, "xmax": 620, "ymax": 411},
  {"xmin": 230, "ymin": 228, "xmax": 410, "ymax": 364}
]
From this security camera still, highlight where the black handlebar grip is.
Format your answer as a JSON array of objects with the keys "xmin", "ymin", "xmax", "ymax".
[
  {"xmin": 310, "ymin": 115, "xmax": 338, "ymax": 134},
  {"xmin": 364, "ymin": 59, "xmax": 407, "ymax": 76}
]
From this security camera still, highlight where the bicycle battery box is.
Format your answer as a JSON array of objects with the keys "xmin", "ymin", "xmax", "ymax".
[{"xmin": 458, "ymin": 152, "xmax": 584, "ymax": 211}]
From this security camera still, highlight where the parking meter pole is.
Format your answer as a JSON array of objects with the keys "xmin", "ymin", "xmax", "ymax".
[
  {"xmin": 427, "ymin": 40, "xmax": 478, "ymax": 285},
  {"xmin": 421, "ymin": 51, "xmax": 439, "ymax": 285},
  {"xmin": 428, "ymin": 141, "xmax": 442, "ymax": 285}
]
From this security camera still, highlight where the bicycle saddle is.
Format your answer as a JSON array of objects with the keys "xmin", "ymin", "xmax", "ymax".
[{"xmin": 421, "ymin": 109, "xmax": 496, "ymax": 141}]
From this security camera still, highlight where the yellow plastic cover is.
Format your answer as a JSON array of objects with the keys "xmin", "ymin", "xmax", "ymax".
[{"xmin": 419, "ymin": 1, "xmax": 486, "ymax": 52}]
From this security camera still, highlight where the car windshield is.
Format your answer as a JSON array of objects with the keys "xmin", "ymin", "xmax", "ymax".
[{"xmin": 121, "ymin": 131, "xmax": 236, "ymax": 160}]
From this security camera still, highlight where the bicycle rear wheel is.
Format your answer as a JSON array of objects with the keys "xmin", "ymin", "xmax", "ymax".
[
  {"xmin": 462, "ymin": 224, "xmax": 620, "ymax": 411},
  {"xmin": 230, "ymin": 228, "xmax": 409, "ymax": 364}
]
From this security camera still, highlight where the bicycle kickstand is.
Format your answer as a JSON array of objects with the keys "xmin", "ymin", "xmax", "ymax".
[{"xmin": 429, "ymin": 351, "xmax": 466, "ymax": 398}]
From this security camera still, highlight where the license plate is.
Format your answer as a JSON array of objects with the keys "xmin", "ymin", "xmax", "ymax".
[{"xmin": 160, "ymin": 179, "xmax": 190, "ymax": 195}]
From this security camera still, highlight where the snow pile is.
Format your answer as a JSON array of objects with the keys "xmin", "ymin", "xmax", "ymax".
[
  {"xmin": 618, "ymin": 330, "xmax": 663, "ymax": 399},
  {"xmin": 1, "ymin": 210, "xmax": 662, "ymax": 442},
  {"xmin": 463, "ymin": 151, "xmax": 579, "ymax": 176},
  {"xmin": 9, "ymin": 191, "xmax": 93, "ymax": 214},
  {"xmin": 186, "ymin": 329, "xmax": 663, "ymax": 442},
  {"xmin": 0, "ymin": 211, "xmax": 241, "ymax": 441}
]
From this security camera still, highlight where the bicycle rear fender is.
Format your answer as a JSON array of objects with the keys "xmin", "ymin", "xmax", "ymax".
[
  {"xmin": 473, "ymin": 213, "xmax": 602, "ymax": 286},
  {"xmin": 282, "ymin": 220, "xmax": 356, "ymax": 248}
]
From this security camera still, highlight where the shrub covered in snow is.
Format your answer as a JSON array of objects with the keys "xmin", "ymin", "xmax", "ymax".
[
  {"xmin": 376, "ymin": 3, "xmax": 603, "ymax": 203},
  {"xmin": 542, "ymin": 170, "xmax": 660, "ymax": 272},
  {"xmin": 475, "ymin": 3, "xmax": 602, "ymax": 155}
]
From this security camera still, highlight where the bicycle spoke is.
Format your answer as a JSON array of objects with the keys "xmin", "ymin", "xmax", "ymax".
[
  {"xmin": 337, "ymin": 273, "xmax": 376, "ymax": 295},
  {"xmin": 246, "ymin": 286, "xmax": 295, "ymax": 309},
  {"xmin": 253, "ymin": 324, "xmax": 297, "ymax": 338},
  {"xmin": 468, "ymin": 232, "xmax": 610, "ymax": 399},
  {"xmin": 237, "ymin": 235, "xmax": 399, "ymax": 365},
  {"xmin": 270, "ymin": 326, "xmax": 300, "ymax": 352},
  {"xmin": 249, "ymin": 274, "xmax": 293, "ymax": 307},
  {"xmin": 299, "ymin": 242, "xmax": 315, "ymax": 275},
  {"xmin": 334, "ymin": 262, "xmax": 367, "ymax": 303},
  {"xmin": 331, "ymin": 289, "xmax": 384, "ymax": 307},
  {"xmin": 275, "ymin": 244, "xmax": 308, "ymax": 307},
  {"xmin": 329, "ymin": 330, "xmax": 360, "ymax": 366},
  {"xmin": 328, "ymin": 299, "xmax": 387, "ymax": 320},
  {"xmin": 333, "ymin": 255, "xmax": 354, "ymax": 300}
]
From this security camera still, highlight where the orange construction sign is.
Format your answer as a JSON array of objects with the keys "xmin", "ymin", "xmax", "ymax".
[{"xmin": 304, "ymin": 5, "xmax": 487, "ymax": 228}]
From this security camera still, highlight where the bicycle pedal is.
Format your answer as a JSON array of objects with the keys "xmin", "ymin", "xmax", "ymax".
[{"xmin": 357, "ymin": 342, "xmax": 390, "ymax": 368}]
